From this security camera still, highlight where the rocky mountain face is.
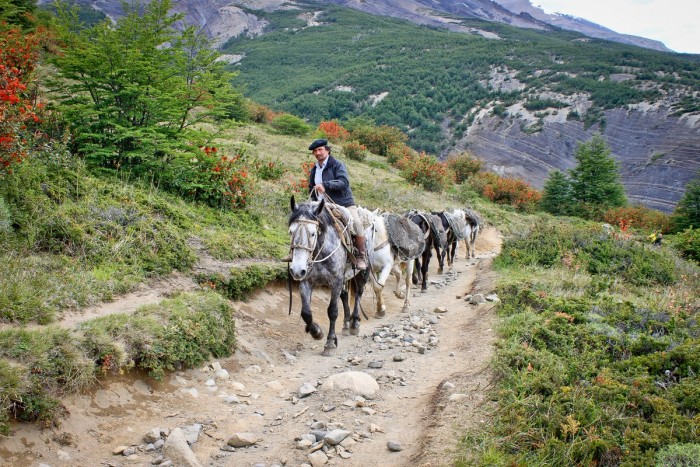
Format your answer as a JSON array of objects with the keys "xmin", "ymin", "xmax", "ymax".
[
  {"xmin": 462, "ymin": 106, "xmax": 700, "ymax": 212},
  {"xmin": 53, "ymin": 0, "xmax": 672, "ymax": 52}
]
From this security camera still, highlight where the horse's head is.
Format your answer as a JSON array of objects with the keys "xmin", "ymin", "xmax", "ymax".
[{"xmin": 288, "ymin": 196, "xmax": 325, "ymax": 280}]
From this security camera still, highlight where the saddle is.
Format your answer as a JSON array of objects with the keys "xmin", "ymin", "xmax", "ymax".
[
  {"xmin": 323, "ymin": 202, "xmax": 358, "ymax": 265},
  {"xmin": 384, "ymin": 213, "xmax": 425, "ymax": 261},
  {"xmin": 429, "ymin": 214, "xmax": 448, "ymax": 248},
  {"xmin": 445, "ymin": 212, "xmax": 467, "ymax": 241}
]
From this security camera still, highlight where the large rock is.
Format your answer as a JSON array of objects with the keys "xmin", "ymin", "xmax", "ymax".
[
  {"xmin": 227, "ymin": 432, "xmax": 261, "ymax": 448},
  {"xmin": 163, "ymin": 428, "xmax": 201, "ymax": 467},
  {"xmin": 320, "ymin": 371, "xmax": 379, "ymax": 399}
]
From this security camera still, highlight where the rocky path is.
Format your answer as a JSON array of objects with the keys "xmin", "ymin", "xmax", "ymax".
[{"xmin": 2, "ymin": 227, "xmax": 502, "ymax": 467}]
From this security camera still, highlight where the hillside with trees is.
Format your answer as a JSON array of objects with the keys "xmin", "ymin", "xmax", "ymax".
[
  {"xmin": 218, "ymin": 4, "xmax": 700, "ymax": 212},
  {"xmin": 1, "ymin": 1, "xmax": 700, "ymax": 465}
]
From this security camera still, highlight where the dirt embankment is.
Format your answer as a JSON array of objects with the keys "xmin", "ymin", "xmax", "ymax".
[{"xmin": 1, "ymin": 227, "xmax": 502, "ymax": 467}]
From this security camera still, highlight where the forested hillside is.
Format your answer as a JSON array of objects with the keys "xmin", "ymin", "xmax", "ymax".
[
  {"xmin": 222, "ymin": 4, "xmax": 700, "ymax": 211},
  {"xmin": 223, "ymin": 6, "xmax": 699, "ymax": 153}
]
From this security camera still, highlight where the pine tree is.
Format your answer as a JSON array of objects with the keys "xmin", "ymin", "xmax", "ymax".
[
  {"xmin": 540, "ymin": 170, "xmax": 572, "ymax": 215},
  {"xmin": 673, "ymin": 174, "xmax": 700, "ymax": 231},
  {"xmin": 569, "ymin": 134, "xmax": 627, "ymax": 218}
]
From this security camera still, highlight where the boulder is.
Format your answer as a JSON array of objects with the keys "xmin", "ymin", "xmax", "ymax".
[{"xmin": 320, "ymin": 371, "xmax": 379, "ymax": 399}]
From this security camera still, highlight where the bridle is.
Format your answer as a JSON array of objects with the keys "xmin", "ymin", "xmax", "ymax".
[{"xmin": 288, "ymin": 216, "xmax": 345, "ymax": 273}]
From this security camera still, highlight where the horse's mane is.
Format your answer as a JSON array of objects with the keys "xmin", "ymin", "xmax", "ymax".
[{"xmin": 288, "ymin": 201, "xmax": 335, "ymax": 230}]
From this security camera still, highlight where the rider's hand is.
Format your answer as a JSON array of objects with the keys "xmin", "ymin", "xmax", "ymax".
[{"xmin": 315, "ymin": 184, "xmax": 325, "ymax": 194}]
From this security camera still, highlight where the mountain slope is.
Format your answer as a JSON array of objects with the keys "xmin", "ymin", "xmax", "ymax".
[{"xmin": 220, "ymin": 6, "xmax": 699, "ymax": 212}]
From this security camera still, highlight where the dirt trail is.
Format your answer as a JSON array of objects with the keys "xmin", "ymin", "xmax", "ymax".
[{"xmin": 1, "ymin": 227, "xmax": 502, "ymax": 467}]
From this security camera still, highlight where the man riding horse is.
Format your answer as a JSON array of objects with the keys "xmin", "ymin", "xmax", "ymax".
[{"xmin": 282, "ymin": 139, "xmax": 368, "ymax": 270}]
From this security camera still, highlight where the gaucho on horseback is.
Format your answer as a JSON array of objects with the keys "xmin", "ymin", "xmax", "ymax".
[{"xmin": 281, "ymin": 139, "xmax": 368, "ymax": 270}]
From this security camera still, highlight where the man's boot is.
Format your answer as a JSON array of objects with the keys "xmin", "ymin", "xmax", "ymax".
[
  {"xmin": 280, "ymin": 251, "xmax": 292, "ymax": 262},
  {"xmin": 354, "ymin": 235, "xmax": 368, "ymax": 270}
]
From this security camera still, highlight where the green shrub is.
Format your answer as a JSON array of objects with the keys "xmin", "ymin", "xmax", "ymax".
[
  {"xmin": 271, "ymin": 114, "xmax": 311, "ymax": 136},
  {"xmin": 445, "ymin": 151, "xmax": 484, "ymax": 183},
  {"xmin": 199, "ymin": 263, "xmax": 287, "ymax": 301},
  {"xmin": 579, "ymin": 238, "xmax": 677, "ymax": 286},
  {"xmin": 672, "ymin": 227, "xmax": 700, "ymax": 262},
  {"xmin": 656, "ymin": 443, "xmax": 700, "ymax": 466},
  {"xmin": 349, "ymin": 124, "xmax": 408, "ymax": 157},
  {"xmin": 0, "ymin": 195, "xmax": 10, "ymax": 236},
  {"xmin": 79, "ymin": 291, "xmax": 236, "ymax": 379},
  {"xmin": 386, "ymin": 142, "xmax": 416, "ymax": 166},
  {"xmin": 342, "ymin": 141, "xmax": 367, "ymax": 162},
  {"xmin": 396, "ymin": 152, "xmax": 455, "ymax": 192},
  {"xmin": 252, "ymin": 159, "xmax": 286, "ymax": 181}
]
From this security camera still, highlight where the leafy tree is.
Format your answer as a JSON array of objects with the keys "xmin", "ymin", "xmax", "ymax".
[
  {"xmin": 540, "ymin": 170, "xmax": 573, "ymax": 215},
  {"xmin": 672, "ymin": 173, "xmax": 700, "ymax": 231},
  {"xmin": 48, "ymin": 0, "xmax": 244, "ymax": 169},
  {"xmin": 568, "ymin": 135, "xmax": 627, "ymax": 218},
  {"xmin": 0, "ymin": 0, "xmax": 36, "ymax": 29}
]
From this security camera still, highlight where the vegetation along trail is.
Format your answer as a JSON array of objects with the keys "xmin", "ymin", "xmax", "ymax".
[{"xmin": 2, "ymin": 228, "xmax": 502, "ymax": 467}]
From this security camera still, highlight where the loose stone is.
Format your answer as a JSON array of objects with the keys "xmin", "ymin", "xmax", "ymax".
[{"xmin": 387, "ymin": 440, "xmax": 403, "ymax": 452}]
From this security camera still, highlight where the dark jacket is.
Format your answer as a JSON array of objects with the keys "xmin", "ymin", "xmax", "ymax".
[{"xmin": 308, "ymin": 155, "xmax": 356, "ymax": 207}]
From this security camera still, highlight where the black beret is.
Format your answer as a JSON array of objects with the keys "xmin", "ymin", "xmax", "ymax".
[{"xmin": 308, "ymin": 139, "xmax": 328, "ymax": 150}]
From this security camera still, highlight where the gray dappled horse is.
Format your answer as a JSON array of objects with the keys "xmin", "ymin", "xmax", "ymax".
[{"xmin": 288, "ymin": 196, "xmax": 367, "ymax": 356}]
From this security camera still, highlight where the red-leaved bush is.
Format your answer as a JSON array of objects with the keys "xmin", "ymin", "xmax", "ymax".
[
  {"xmin": 316, "ymin": 120, "xmax": 350, "ymax": 142},
  {"xmin": 207, "ymin": 146, "xmax": 251, "ymax": 208},
  {"xmin": 470, "ymin": 172, "xmax": 541, "ymax": 212},
  {"xmin": 285, "ymin": 161, "xmax": 314, "ymax": 195},
  {"xmin": 0, "ymin": 24, "xmax": 41, "ymax": 175},
  {"xmin": 602, "ymin": 205, "xmax": 671, "ymax": 232}
]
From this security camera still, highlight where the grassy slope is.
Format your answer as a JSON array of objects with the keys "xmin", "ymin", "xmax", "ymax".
[
  {"xmin": 1, "ymin": 123, "xmax": 698, "ymax": 465},
  {"xmin": 0, "ymin": 121, "xmax": 491, "ymax": 434}
]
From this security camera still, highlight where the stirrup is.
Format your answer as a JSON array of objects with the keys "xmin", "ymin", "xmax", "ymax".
[{"xmin": 355, "ymin": 257, "xmax": 368, "ymax": 270}]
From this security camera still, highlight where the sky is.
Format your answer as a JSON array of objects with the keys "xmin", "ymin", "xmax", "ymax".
[{"xmin": 533, "ymin": 0, "xmax": 700, "ymax": 54}]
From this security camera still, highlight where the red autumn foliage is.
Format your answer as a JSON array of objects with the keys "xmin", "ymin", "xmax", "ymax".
[
  {"xmin": 203, "ymin": 146, "xmax": 251, "ymax": 208},
  {"xmin": 286, "ymin": 161, "xmax": 314, "ymax": 195},
  {"xmin": 470, "ymin": 172, "xmax": 542, "ymax": 212},
  {"xmin": 316, "ymin": 120, "xmax": 350, "ymax": 142},
  {"xmin": 0, "ymin": 24, "xmax": 41, "ymax": 175},
  {"xmin": 602, "ymin": 205, "xmax": 670, "ymax": 233}
]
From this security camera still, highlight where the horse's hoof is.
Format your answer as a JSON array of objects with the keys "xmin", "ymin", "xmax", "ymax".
[
  {"xmin": 437, "ymin": 268, "xmax": 443, "ymax": 274},
  {"xmin": 421, "ymin": 288, "xmax": 427, "ymax": 293},
  {"xmin": 349, "ymin": 325, "xmax": 359, "ymax": 336},
  {"xmin": 401, "ymin": 305, "xmax": 410, "ymax": 313},
  {"xmin": 342, "ymin": 328, "xmax": 350, "ymax": 336},
  {"xmin": 306, "ymin": 323, "xmax": 324, "ymax": 340},
  {"xmin": 322, "ymin": 337, "xmax": 338, "ymax": 356}
]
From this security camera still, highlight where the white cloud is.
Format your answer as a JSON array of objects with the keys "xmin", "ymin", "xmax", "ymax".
[{"xmin": 533, "ymin": 0, "xmax": 700, "ymax": 54}]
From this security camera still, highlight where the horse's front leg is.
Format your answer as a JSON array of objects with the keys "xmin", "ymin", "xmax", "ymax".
[
  {"xmin": 412, "ymin": 258, "xmax": 421, "ymax": 285},
  {"xmin": 340, "ymin": 285, "xmax": 351, "ymax": 336},
  {"xmin": 435, "ymin": 241, "xmax": 444, "ymax": 274},
  {"xmin": 322, "ymin": 285, "xmax": 342, "ymax": 356},
  {"xmin": 391, "ymin": 264, "xmax": 405, "ymax": 300},
  {"xmin": 349, "ymin": 270, "xmax": 368, "ymax": 335},
  {"xmin": 420, "ymin": 249, "xmax": 430, "ymax": 292},
  {"xmin": 402, "ymin": 260, "xmax": 414, "ymax": 313},
  {"xmin": 300, "ymin": 282, "xmax": 323, "ymax": 341}
]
